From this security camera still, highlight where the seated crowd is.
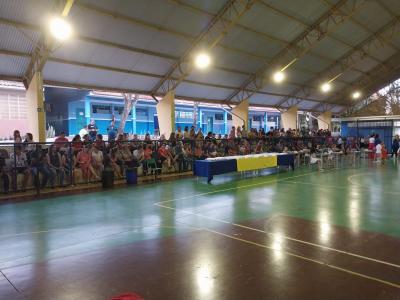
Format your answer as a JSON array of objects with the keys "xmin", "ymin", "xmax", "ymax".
[{"xmin": 0, "ymin": 126, "xmax": 349, "ymax": 194}]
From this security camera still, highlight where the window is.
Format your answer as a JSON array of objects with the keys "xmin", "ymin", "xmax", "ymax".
[
  {"xmin": 215, "ymin": 113, "xmax": 224, "ymax": 121},
  {"xmin": 92, "ymin": 104, "xmax": 111, "ymax": 114},
  {"xmin": 0, "ymin": 92, "xmax": 27, "ymax": 120},
  {"xmin": 114, "ymin": 106, "xmax": 132, "ymax": 115},
  {"xmin": 253, "ymin": 115, "xmax": 261, "ymax": 122},
  {"xmin": 136, "ymin": 108, "xmax": 148, "ymax": 117},
  {"xmin": 175, "ymin": 111, "xmax": 193, "ymax": 119},
  {"xmin": 227, "ymin": 114, "xmax": 232, "ymax": 120}
]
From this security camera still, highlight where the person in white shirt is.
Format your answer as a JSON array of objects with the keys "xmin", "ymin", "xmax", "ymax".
[
  {"xmin": 91, "ymin": 146, "xmax": 104, "ymax": 176},
  {"xmin": 79, "ymin": 126, "xmax": 88, "ymax": 139},
  {"xmin": 375, "ymin": 142, "xmax": 382, "ymax": 162}
]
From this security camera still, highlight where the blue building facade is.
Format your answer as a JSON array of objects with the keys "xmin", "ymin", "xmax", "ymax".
[
  {"xmin": 45, "ymin": 88, "xmax": 281, "ymax": 136},
  {"xmin": 340, "ymin": 118, "xmax": 397, "ymax": 149}
]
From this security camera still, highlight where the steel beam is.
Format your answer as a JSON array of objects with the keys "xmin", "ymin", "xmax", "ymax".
[
  {"xmin": 276, "ymin": 16, "xmax": 400, "ymax": 108},
  {"xmin": 22, "ymin": 0, "xmax": 75, "ymax": 88},
  {"xmin": 0, "ymin": 17, "xmax": 351, "ymax": 92},
  {"xmin": 223, "ymin": 0, "xmax": 365, "ymax": 104},
  {"xmin": 170, "ymin": 0, "xmax": 368, "ymax": 78},
  {"xmin": 150, "ymin": 0, "xmax": 257, "ymax": 96},
  {"xmin": 331, "ymin": 51, "xmax": 400, "ymax": 113},
  {"xmin": 2, "ymin": 48, "xmax": 340, "ymax": 104}
]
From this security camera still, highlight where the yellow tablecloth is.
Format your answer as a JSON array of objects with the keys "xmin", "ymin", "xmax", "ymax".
[{"xmin": 236, "ymin": 155, "xmax": 277, "ymax": 171}]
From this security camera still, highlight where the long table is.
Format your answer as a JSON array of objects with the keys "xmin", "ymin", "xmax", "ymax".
[{"xmin": 194, "ymin": 153, "xmax": 294, "ymax": 182}]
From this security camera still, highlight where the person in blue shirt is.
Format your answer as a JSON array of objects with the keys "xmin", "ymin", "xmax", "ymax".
[{"xmin": 107, "ymin": 121, "xmax": 117, "ymax": 142}]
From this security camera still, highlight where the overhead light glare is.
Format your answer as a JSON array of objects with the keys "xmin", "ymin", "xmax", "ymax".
[
  {"xmin": 49, "ymin": 16, "xmax": 72, "ymax": 40},
  {"xmin": 352, "ymin": 91, "xmax": 361, "ymax": 99},
  {"xmin": 320, "ymin": 82, "xmax": 332, "ymax": 93},
  {"xmin": 272, "ymin": 71, "xmax": 285, "ymax": 83},
  {"xmin": 194, "ymin": 53, "xmax": 211, "ymax": 69}
]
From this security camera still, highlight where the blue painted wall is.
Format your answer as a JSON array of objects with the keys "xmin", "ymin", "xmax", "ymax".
[{"xmin": 46, "ymin": 90, "xmax": 281, "ymax": 136}]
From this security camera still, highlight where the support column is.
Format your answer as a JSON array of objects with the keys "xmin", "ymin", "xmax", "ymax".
[
  {"xmin": 26, "ymin": 72, "xmax": 46, "ymax": 142},
  {"xmin": 264, "ymin": 112, "xmax": 268, "ymax": 131},
  {"xmin": 281, "ymin": 106, "xmax": 298, "ymax": 130},
  {"xmin": 84, "ymin": 97, "xmax": 91, "ymax": 125},
  {"xmin": 131, "ymin": 106, "xmax": 136, "ymax": 134},
  {"xmin": 199, "ymin": 107, "xmax": 202, "ymax": 131},
  {"xmin": 156, "ymin": 90, "xmax": 175, "ymax": 137},
  {"xmin": 317, "ymin": 111, "xmax": 332, "ymax": 130},
  {"xmin": 231, "ymin": 99, "xmax": 249, "ymax": 129},
  {"xmin": 224, "ymin": 111, "xmax": 228, "ymax": 134}
]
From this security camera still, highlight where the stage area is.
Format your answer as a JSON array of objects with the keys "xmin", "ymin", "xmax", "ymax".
[{"xmin": 1, "ymin": 162, "xmax": 400, "ymax": 299}]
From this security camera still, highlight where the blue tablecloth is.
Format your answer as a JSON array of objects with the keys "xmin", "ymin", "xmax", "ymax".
[
  {"xmin": 277, "ymin": 154, "xmax": 295, "ymax": 167},
  {"xmin": 194, "ymin": 159, "xmax": 237, "ymax": 181}
]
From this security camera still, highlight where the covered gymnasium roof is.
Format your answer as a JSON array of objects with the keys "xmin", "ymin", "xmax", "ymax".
[{"xmin": 1, "ymin": 0, "xmax": 400, "ymax": 114}]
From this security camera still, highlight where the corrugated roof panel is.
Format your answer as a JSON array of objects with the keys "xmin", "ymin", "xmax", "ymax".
[
  {"xmin": 0, "ymin": 54, "xmax": 29, "ymax": 77},
  {"xmin": 351, "ymin": 57, "xmax": 379, "ymax": 73},
  {"xmin": 311, "ymin": 36, "xmax": 351, "ymax": 61},
  {"xmin": 293, "ymin": 54, "xmax": 331, "ymax": 74},
  {"xmin": 364, "ymin": 44, "xmax": 397, "ymax": 63},
  {"xmin": 69, "ymin": 5, "xmax": 192, "ymax": 58},
  {"xmin": 179, "ymin": 0, "xmax": 226, "ymax": 15},
  {"xmin": 211, "ymin": 46, "xmax": 261, "ymax": 74},
  {"xmin": 51, "ymin": 39, "xmax": 97, "ymax": 64},
  {"xmin": 351, "ymin": 1, "xmax": 392, "ymax": 32},
  {"xmin": 284, "ymin": 69, "xmax": 316, "ymax": 85},
  {"xmin": 221, "ymin": 26, "xmax": 282, "ymax": 59},
  {"xmin": 248, "ymin": 93, "xmax": 281, "ymax": 106},
  {"xmin": 333, "ymin": 20, "xmax": 371, "ymax": 48},
  {"xmin": 297, "ymin": 100, "xmax": 318, "ymax": 110},
  {"xmin": 176, "ymin": 82, "xmax": 233, "ymax": 100},
  {"xmin": 338, "ymin": 69, "xmax": 362, "ymax": 83},
  {"xmin": 43, "ymin": 61, "xmax": 160, "ymax": 91},
  {"xmin": 187, "ymin": 68, "xmax": 249, "ymax": 88},
  {"xmin": 0, "ymin": 0, "xmax": 56, "ymax": 26},
  {"xmin": 260, "ymin": 83, "xmax": 299, "ymax": 97},
  {"xmin": 78, "ymin": 68, "xmax": 144, "ymax": 90},
  {"xmin": 239, "ymin": 1, "xmax": 303, "ymax": 43},
  {"xmin": 0, "ymin": 24, "xmax": 39, "ymax": 54},
  {"xmin": 78, "ymin": 0, "xmax": 176, "ymax": 33},
  {"xmin": 262, "ymin": 0, "xmax": 329, "ymax": 25}
]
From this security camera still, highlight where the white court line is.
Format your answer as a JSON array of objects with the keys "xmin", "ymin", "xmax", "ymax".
[
  {"xmin": 204, "ymin": 228, "xmax": 400, "ymax": 289},
  {"xmin": 155, "ymin": 199, "xmax": 400, "ymax": 269},
  {"xmin": 283, "ymin": 179, "xmax": 400, "ymax": 195}
]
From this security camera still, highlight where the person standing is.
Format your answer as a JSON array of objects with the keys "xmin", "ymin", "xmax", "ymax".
[
  {"xmin": 368, "ymin": 134, "xmax": 375, "ymax": 159},
  {"xmin": 392, "ymin": 135, "xmax": 399, "ymax": 158},
  {"xmin": 107, "ymin": 121, "xmax": 117, "ymax": 142},
  {"xmin": 87, "ymin": 119, "xmax": 98, "ymax": 142}
]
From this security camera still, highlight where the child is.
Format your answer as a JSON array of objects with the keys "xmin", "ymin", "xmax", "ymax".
[
  {"xmin": 375, "ymin": 142, "xmax": 382, "ymax": 163},
  {"xmin": 381, "ymin": 143, "xmax": 388, "ymax": 161}
]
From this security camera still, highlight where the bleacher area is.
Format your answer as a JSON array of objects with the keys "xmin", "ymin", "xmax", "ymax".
[{"xmin": 0, "ymin": 135, "xmax": 367, "ymax": 198}]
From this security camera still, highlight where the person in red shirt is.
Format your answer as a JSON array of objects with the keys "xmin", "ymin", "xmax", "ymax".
[
  {"xmin": 71, "ymin": 135, "xmax": 83, "ymax": 155},
  {"xmin": 55, "ymin": 132, "xmax": 69, "ymax": 150}
]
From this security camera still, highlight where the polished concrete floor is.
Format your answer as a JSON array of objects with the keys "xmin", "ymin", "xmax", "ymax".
[{"xmin": 0, "ymin": 161, "xmax": 400, "ymax": 299}]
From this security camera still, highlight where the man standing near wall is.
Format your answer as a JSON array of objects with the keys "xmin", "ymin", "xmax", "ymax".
[{"xmin": 88, "ymin": 119, "xmax": 98, "ymax": 142}]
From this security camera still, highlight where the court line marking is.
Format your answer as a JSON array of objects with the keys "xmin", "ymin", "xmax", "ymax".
[
  {"xmin": 0, "ymin": 224, "xmax": 201, "ymax": 267},
  {"xmin": 203, "ymin": 228, "xmax": 400, "ymax": 289},
  {"xmin": 155, "ymin": 170, "xmax": 326, "ymax": 205},
  {"xmin": 0, "ymin": 222, "xmax": 198, "ymax": 239},
  {"xmin": 0, "ymin": 269, "xmax": 20, "ymax": 293},
  {"xmin": 155, "ymin": 203, "xmax": 400, "ymax": 269},
  {"xmin": 282, "ymin": 180, "xmax": 400, "ymax": 196}
]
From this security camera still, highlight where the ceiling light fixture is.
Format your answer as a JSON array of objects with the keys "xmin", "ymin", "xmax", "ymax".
[
  {"xmin": 272, "ymin": 71, "xmax": 285, "ymax": 83},
  {"xmin": 49, "ymin": 16, "xmax": 72, "ymax": 40},
  {"xmin": 320, "ymin": 82, "xmax": 332, "ymax": 93},
  {"xmin": 194, "ymin": 53, "xmax": 211, "ymax": 69},
  {"xmin": 352, "ymin": 91, "xmax": 361, "ymax": 99}
]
